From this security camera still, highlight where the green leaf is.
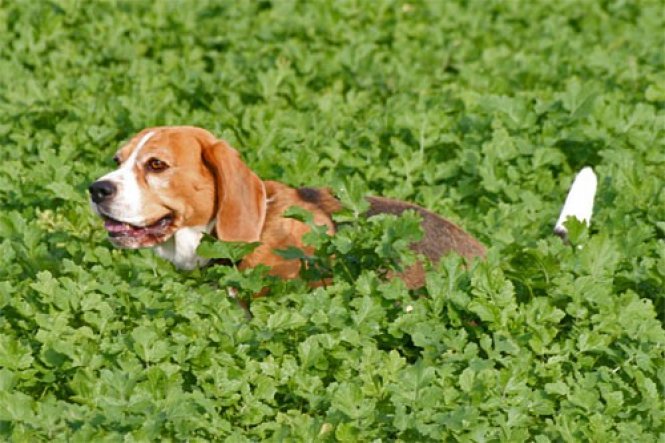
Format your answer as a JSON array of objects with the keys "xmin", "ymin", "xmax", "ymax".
[
  {"xmin": 44, "ymin": 182, "xmax": 82, "ymax": 202},
  {"xmin": 331, "ymin": 382, "xmax": 375, "ymax": 420},
  {"xmin": 266, "ymin": 310, "xmax": 307, "ymax": 331},
  {"xmin": 545, "ymin": 381, "xmax": 569, "ymax": 396},
  {"xmin": 283, "ymin": 205, "xmax": 314, "ymax": 224},
  {"xmin": 196, "ymin": 235, "xmax": 261, "ymax": 262},
  {"xmin": 459, "ymin": 367, "xmax": 475, "ymax": 393},
  {"xmin": 273, "ymin": 246, "xmax": 308, "ymax": 260},
  {"xmin": 131, "ymin": 326, "xmax": 170, "ymax": 363}
]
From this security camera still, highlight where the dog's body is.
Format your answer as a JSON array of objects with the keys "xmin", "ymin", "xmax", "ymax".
[{"xmin": 89, "ymin": 126, "xmax": 485, "ymax": 288}]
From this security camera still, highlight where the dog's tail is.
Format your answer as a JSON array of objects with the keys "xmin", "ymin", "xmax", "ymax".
[{"xmin": 554, "ymin": 167, "xmax": 598, "ymax": 240}]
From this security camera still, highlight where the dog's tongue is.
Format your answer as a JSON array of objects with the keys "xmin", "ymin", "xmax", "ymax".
[{"xmin": 104, "ymin": 219, "xmax": 143, "ymax": 236}]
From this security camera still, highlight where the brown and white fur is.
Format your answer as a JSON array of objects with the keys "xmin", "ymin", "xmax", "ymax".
[{"xmin": 89, "ymin": 126, "xmax": 485, "ymax": 289}]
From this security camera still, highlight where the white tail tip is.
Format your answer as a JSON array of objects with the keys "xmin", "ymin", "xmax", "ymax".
[{"xmin": 554, "ymin": 167, "xmax": 598, "ymax": 238}]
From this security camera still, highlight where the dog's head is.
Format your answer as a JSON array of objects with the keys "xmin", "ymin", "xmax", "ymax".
[{"xmin": 89, "ymin": 126, "xmax": 266, "ymax": 250}]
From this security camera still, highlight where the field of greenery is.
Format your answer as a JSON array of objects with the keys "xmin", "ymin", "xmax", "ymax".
[{"xmin": 1, "ymin": 0, "xmax": 664, "ymax": 440}]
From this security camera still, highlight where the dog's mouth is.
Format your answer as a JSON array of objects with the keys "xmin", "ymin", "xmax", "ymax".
[
  {"xmin": 102, "ymin": 214, "xmax": 176, "ymax": 248},
  {"xmin": 103, "ymin": 214, "xmax": 174, "ymax": 237}
]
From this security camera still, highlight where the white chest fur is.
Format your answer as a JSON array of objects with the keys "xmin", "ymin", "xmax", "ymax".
[{"xmin": 154, "ymin": 223, "xmax": 213, "ymax": 270}]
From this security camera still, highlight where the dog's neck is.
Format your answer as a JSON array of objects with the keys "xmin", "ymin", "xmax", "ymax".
[{"xmin": 154, "ymin": 221, "xmax": 215, "ymax": 270}]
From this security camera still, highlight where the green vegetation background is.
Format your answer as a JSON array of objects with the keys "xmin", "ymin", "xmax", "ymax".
[{"xmin": 0, "ymin": 0, "xmax": 664, "ymax": 441}]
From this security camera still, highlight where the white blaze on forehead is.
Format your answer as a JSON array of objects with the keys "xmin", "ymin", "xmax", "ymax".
[
  {"xmin": 126, "ymin": 130, "xmax": 156, "ymax": 168},
  {"xmin": 96, "ymin": 130, "xmax": 155, "ymax": 225},
  {"xmin": 554, "ymin": 167, "xmax": 597, "ymax": 237}
]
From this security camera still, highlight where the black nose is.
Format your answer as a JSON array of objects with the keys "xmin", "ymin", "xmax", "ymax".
[{"xmin": 89, "ymin": 180, "xmax": 117, "ymax": 204}]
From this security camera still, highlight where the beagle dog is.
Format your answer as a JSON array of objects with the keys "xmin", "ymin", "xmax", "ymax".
[{"xmin": 89, "ymin": 126, "xmax": 485, "ymax": 288}]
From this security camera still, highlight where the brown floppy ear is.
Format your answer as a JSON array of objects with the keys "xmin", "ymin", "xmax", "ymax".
[{"xmin": 202, "ymin": 140, "xmax": 267, "ymax": 242}]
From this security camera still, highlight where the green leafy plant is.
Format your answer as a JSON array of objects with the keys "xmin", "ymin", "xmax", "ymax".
[{"xmin": 0, "ymin": 1, "xmax": 664, "ymax": 441}]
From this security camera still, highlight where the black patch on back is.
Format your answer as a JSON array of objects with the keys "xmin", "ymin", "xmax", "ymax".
[{"xmin": 297, "ymin": 187, "xmax": 321, "ymax": 204}]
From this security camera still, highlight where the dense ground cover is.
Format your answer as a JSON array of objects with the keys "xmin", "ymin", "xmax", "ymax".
[{"xmin": 1, "ymin": 0, "xmax": 664, "ymax": 440}]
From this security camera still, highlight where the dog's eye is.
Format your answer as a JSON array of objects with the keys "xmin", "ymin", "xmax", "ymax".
[
  {"xmin": 146, "ymin": 158, "xmax": 169, "ymax": 172},
  {"xmin": 113, "ymin": 155, "xmax": 121, "ymax": 165}
]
